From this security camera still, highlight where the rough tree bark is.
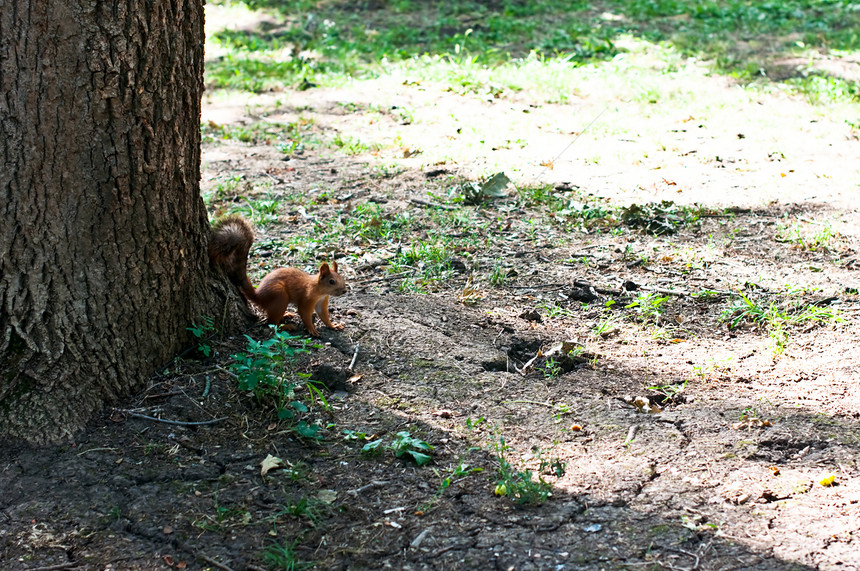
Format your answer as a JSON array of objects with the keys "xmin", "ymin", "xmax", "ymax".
[{"xmin": 0, "ymin": 0, "xmax": 232, "ymax": 442}]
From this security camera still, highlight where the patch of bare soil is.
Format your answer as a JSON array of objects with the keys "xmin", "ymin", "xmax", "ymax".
[{"xmin": 4, "ymin": 89, "xmax": 860, "ymax": 571}]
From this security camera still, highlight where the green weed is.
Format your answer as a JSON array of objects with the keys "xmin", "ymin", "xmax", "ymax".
[
  {"xmin": 230, "ymin": 327, "xmax": 322, "ymax": 431},
  {"xmin": 342, "ymin": 202, "xmax": 412, "ymax": 243},
  {"xmin": 592, "ymin": 312, "xmax": 621, "ymax": 337},
  {"xmin": 625, "ymin": 292, "xmax": 669, "ymax": 322},
  {"xmin": 540, "ymin": 357, "xmax": 562, "ymax": 379},
  {"xmin": 620, "ymin": 201, "xmax": 701, "ymax": 235},
  {"xmin": 489, "ymin": 262, "xmax": 507, "ymax": 286},
  {"xmin": 187, "ymin": 316, "xmax": 216, "ymax": 357},
  {"xmin": 230, "ymin": 196, "xmax": 281, "ymax": 226},
  {"xmin": 490, "ymin": 431, "xmax": 552, "ymax": 505},
  {"xmin": 331, "ymin": 133, "xmax": 375, "ymax": 155},
  {"xmin": 360, "ymin": 431, "xmax": 434, "ymax": 466},
  {"xmin": 776, "ymin": 218, "xmax": 835, "ymax": 251},
  {"xmin": 277, "ymin": 497, "xmax": 327, "ymax": 529},
  {"xmin": 721, "ymin": 293, "xmax": 842, "ymax": 355},
  {"xmin": 262, "ymin": 537, "xmax": 312, "ymax": 571},
  {"xmin": 390, "ymin": 431, "xmax": 434, "ymax": 466},
  {"xmin": 390, "ymin": 240, "xmax": 456, "ymax": 290}
]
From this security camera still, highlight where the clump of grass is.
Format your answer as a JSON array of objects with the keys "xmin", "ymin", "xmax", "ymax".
[
  {"xmin": 230, "ymin": 195, "xmax": 282, "ymax": 226},
  {"xmin": 721, "ymin": 292, "xmax": 842, "ymax": 356},
  {"xmin": 341, "ymin": 202, "xmax": 412, "ymax": 243},
  {"xmin": 776, "ymin": 218, "xmax": 835, "ymax": 251},
  {"xmin": 390, "ymin": 240, "xmax": 456, "ymax": 292},
  {"xmin": 625, "ymin": 292, "xmax": 669, "ymax": 323},
  {"xmin": 490, "ymin": 431, "xmax": 552, "ymax": 506},
  {"xmin": 229, "ymin": 327, "xmax": 322, "ymax": 437}
]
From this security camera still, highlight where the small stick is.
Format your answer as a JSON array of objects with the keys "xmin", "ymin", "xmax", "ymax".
[
  {"xmin": 25, "ymin": 562, "xmax": 78, "ymax": 571},
  {"xmin": 347, "ymin": 480, "xmax": 389, "ymax": 496},
  {"xmin": 199, "ymin": 554, "xmax": 234, "ymax": 571},
  {"xmin": 410, "ymin": 528, "xmax": 431, "ymax": 548},
  {"xmin": 519, "ymin": 352, "xmax": 540, "ymax": 375},
  {"xmin": 216, "ymin": 365, "xmax": 239, "ymax": 380},
  {"xmin": 117, "ymin": 410, "xmax": 228, "ymax": 427},
  {"xmin": 507, "ymin": 283, "xmax": 568, "ymax": 290},
  {"xmin": 502, "ymin": 399, "xmax": 554, "ymax": 408},
  {"xmin": 624, "ymin": 425, "xmax": 639, "ymax": 446},
  {"xmin": 357, "ymin": 271, "xmax": 415, "ymax": 285},
  {"xmin": 348, "ymin": 344, "xmax": 360, "ymax": 371},
  {"xmin": 410, "ymin": 198, "xmax": 457, "ymax": 210},
  {"xmin": 76, "ymin": 447, "xmax": 119, "ymax": 456}
]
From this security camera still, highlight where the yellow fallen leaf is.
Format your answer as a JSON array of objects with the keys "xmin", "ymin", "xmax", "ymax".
[
  {"xmin": 819, "ymin": 473, "xmax": 836, "ymax": 487},
  {"xmin": 260, "ymin": 454, "xmax": 285, "ymax": 476}
]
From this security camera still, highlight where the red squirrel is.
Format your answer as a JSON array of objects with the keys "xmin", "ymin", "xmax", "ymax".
[{"xmin": 209, "ymin": 215, "xmax": 347, "ymax": 337}]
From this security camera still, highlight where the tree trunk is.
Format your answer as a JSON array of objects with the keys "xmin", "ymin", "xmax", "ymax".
[{"xmin": 0, "ymin": 0, "xmax": 228, "ymax": 442}]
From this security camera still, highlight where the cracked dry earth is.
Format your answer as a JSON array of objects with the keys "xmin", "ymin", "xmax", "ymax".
[{"xmin": 4, "ymin": 86, "xmax": 860, "ymax": 570}]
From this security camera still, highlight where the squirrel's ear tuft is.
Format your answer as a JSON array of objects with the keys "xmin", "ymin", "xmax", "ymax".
[
  {"xmin": 332, "ymin": 261, "xmax": 338, "ymax": 273},
  {"xmin": 318, "ymin": 263, "xmax": 331, "ymax": 276}
]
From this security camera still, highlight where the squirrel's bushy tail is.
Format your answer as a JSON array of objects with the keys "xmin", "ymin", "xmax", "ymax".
[{"xmin": 209, "ymin": 215, "xmax": 261, "ymax": 304}]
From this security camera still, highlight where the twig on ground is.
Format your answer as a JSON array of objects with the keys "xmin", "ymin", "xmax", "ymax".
[
  {"xmin": 410, "ymin": 528, "xmax": 432, "ymax": 548},
  {"xmin": 357, "ymin": 271, "xmax": 415, "ymax": 285},
  {"xmin": 76, "ymin": 447, "xmax": 119, "ymax": 456},
  {"xmin": 348, "ymin": 343, "xmax": 360, "ymax": 371},
  {"xmin": 216, "ymin": 365, "xmax": 239, "ymax": 380},
  {"xmin": 116, "ymin": 410, "xmax": 228, "ymax": 427},
  {"xmin": 410, "ymin": 198, "xmax": 457, "ymax": 210},
  {"xmin": 199, "ymin": 554, "xmax": 234, "ymax": 571},
  {"xmin": 624, "ymin": 425, "xmax": 639, "ymax": 446},
  {"xmin": 507, "ymin": 283, "xmax": 568, "ymax": 290},
  {"xmin": 348, "ymin": 480, "xmax": 390, "ymax": 496},
  {"xmin": 518, "ymin": 352, "xmax": 540, "ymax": 375},
  {"xmin": 25, "ymin": 563, "xmax": 78, "ymax": 571},
  {"xmin": 503, "ymin": 399, "xmax": 554, "ymax": 408}
]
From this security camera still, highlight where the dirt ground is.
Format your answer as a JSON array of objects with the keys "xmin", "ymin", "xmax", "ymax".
[{"xmin": 4, "ymin": 36, "xmax": 860, "ymax": 571}]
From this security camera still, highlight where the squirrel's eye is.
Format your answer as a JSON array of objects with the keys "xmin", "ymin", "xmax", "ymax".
[{"xmin": 329, "ymin": 278, "xmax": 335, "ymax": 284}]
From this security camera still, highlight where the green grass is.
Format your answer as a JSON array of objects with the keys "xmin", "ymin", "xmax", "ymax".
[
  {"xmin": 206, "ymin": 0, "xmax": 860, "ymax": 101},
  {"xmin": 721, "ymin": 292, "xmax": 842, "ymax": 356},
  {"xmin": 202, "ymin": 118, "xmax": 315, "ymax": 149},
  {"xmin": 490, "ymin": 430, "xmax": 553, "ymax": 505}
]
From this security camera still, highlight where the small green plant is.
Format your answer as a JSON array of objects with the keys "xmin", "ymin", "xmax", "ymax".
[
  {"xmin": 625, "ymin": 292, "xmax": 669, "ymax": 322},
  {"xmin": 490, "ymin": 431, "xmax": 552, "ymax": 505},
  {"xmin": 465, "ymin": 416, "xmax": 486, "ymax": 431},
  {"xmin": 390, "ymin": 431, "xmax": 434, "ymax": 466},
  {"xmin": 721, "ymin": 292, "xmax": 841, "ymax": 356},
  {"xmin": 360, "ymin": 438, "xmax": 384, "ymax": 456},
  {"xmin": 740, "ymin": 406, "xmax": 760, "ymax": 421},
  {"xmin": 646, "ymin": 379, "xmax": 688, "ymax": 400},
  {"xmin": 360, "ymin": 431, "xmax": 434, "ymax": 466},
  {"xmin": 449, "ymin": 172, "xmax": 510, "ymax": 205},
  {"xmin": 534, "ymin": 448, "xmax": 567, "ymax": 478},
  {"xmin": 230, "ymin": 195, "xmax": 281, "ymax": 226},
  {"xmin": 390, "ymin": 240, "xmax": 455, "ymax": 290},
  {"xmin": 489, "ymin": 262, "xmax": 507, "ymax": 286},
  {"xmin": 540, "ymin": 357, "xmax": 562, "ymax": 379},
  {"xmin": 262, "ymin": 537, "xmax": 312, "ymax": 571},
  {"xmin": 341, "ymin": 202, "xmax": 412, "ymax": 243},
  {"xmin": 776, "ymin": 218, "xmax": 835, "ymax": 251},
  {"xmin": 278, "ymin": 497, "xmax": 326, "ymax": 529},
  {"xmin": 592, "ymin": 313, "xmax": 620, "ymax": 337},
  {"xmin": 343, "ymin": 429, "xmax": 369, "ymax": 441},
  {"xmin": 187, "ymin": 316, "xmax": 216, "ymax": 357},
  {"xmin": 619, "ymin": 201, "xmax": 701, "ymax": 235},
  {"xmin": 691, "ymin": 289, "xmax": 723, "ymax": 301},
  {"xmin": 538, "ymin": 301, "xmax": 574, "ymax": 319},
  {"xmin": 230, "ymin": 327, "xmax": 322, "ymax": 431},
  {"xmin": 331, "ymin": 133, "xmax": 373, "ymax": 155}
]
